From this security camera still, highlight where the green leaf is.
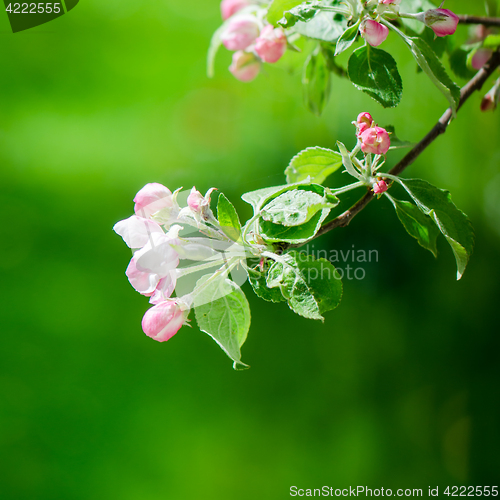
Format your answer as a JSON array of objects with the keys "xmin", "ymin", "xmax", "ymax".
[
  {"xmin": 483, "ymin": 34, "xmax": 500, "ymax": 50},
  {"xmin": 217, "ymin": 193, "xmax": 242, "ymax": 242},
  {"xmin": 268, "ymin": 0, "xmax": 305, "ymax": 25},
  {"xmin": 335, "ymin": 20, "xmax": 360, "ymax": 56},
  {"xmin": 261, "ymin": 189, "xmax": 339, "ymax": 227},
  {"xmin": 302, "ymin": 48, "xmax": 331, "ymax": 116},
  {"xmin": 285, "ymin": 146, "xmax": 343, "ymax": 184},
  {"xmin": 242, "ymin": 179, "xmax": 312, "ymax": 213},
  {"xmin": 194, "ymin": 275, "xmax": 251, "ymax": 370},
  {"xmin": 347, "ymin": 45, "xmax": 403, "ymax": 108},
  {"xmin": 389, "ymin": 196, "xmax": 440, "ymax": 257},
  {"xmin": 293, "ymin": 11, "xmax": 347, "ymax": 43},
  {"xmin": 277, "ymin": 5, "xmax": 318, "ymax": 29},
  {"xmin": 384, "ymin": 125, "xmax": 415, "ymax": 150},
  {"xmin": 267, "ymin": 250, "xmax": 343, "ymax": 320},
  {"xmin": 393, "ymin": 178, "xmax": 475, "ymax": 279},
  {"xmin": 247, "ymin": 268, "xmax": 285, "ymax": 303},
  {"xmin": 406, "ymin": 37, "xmax": 461, "ymax": 115},
  {"xmin": 258, "ymin": 185, "xmax": 337, "ymax": 243},
  {"xmin": 449, "ymin": 48, "xmax": 476, "ymax": 80},
  {"xmin": 418, "ymin": 26, "xmax": 448, "ymax": 59},
  {"xmin": 259, "ymin": 209, "xmax": 328, "ymax": 243}
]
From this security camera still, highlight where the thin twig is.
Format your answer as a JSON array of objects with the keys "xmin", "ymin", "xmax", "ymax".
[
  {"xmin": 288, "ymin": 48, "xmax": 500, "ymax": 248},
  {"xmin": 458, "ymin": 15, "xmax": 500, "ymax": 27}
]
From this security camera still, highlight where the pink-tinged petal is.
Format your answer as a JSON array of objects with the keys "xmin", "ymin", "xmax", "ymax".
[
  {"xmin": 425, "ymin": 9, "xmax": 459, "ymax": 37},
  {"xmin": 373, "ymin": 180, "xmax": 389, "ymax": 194},
  {"xmin": 126, "ymin": 257, "xmax": 160, "ymax": 295},
  {"xmin": 134, "ymin": 233, "xmax": 180, "ymax": 276},
  {"xmin": 134, "ymin": 183, "xmax": 173, "ymax": 219},
  {"xmin": 221, "ymin": 16, "xmax": 260, "ymax": 51},
  {"xmin": 254, "ymin": 25, "xmax": 287, "ymax": 63},
  {"xmin": 187, "ymin": 187, "xmax": 205, "ymax": 212},
  {"xmin": 142, "ymin": 301, "xmax": 188, "ymax": 342},
  {"xmin": 360, "ymin": 20, "xmax": 388, "ymax": 47},
  {"xmin": 360, "ymin": 126, "xmax": 391, "ymax": 155},
  {"xmin": 113, "ymin": 216, "xmax": 164, "ymax": 249},
  {"xmin": 355, "ymin": 112, "xmax": 374, "ymax": 137},
  {"xmin": 221, "ymin": 0, "xmax": 250, "ymax": 20},
  {"xmin": 472, "ymin": 49, "xmax": 492, "ymax": 70},
  {"xmin": 229, "ymin": 51, "xmax": 261, "ymax": 81},
  {"xmin": 149, "ymin": 272, "xmax": 177, "ymax": 305}
]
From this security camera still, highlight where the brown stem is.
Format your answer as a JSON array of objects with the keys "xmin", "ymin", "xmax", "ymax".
[
  {"xmin": 458, "ymin": 15, "xmax": 500, "ymax": 27},
  {"xmin": 289, "ymin": 48, "xmax": 500, "ymax": 248}
]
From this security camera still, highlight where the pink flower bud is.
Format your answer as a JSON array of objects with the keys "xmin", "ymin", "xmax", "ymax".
[
  {"xmin": 424, "ymin": 9, "xmax": 459, "ymax": 37},
  {"xmin": 380, "ymin": 0, "xmax": 401, "ymax": 4},
  {"xmin": 221, "ymin": 0, "xmax": 250, "ymax": 20},
  {"xmin": 142, "ymin": 300, "xmax": 189, "ymax": 342},
  {"xmin": 360, "ymin": 20, "xmax": 389, "ymax": 47},
  {"xmin": 360, "ymin": 126, "xmax": 391, "ymax": 155},
  {"xmin": 373, "ymin": 179, "xmax": 388, "ymax": 194},
  {"xmin": 229, "ymin": 51, "xmax": 261, "ymax": 82},
  {"xmin": 481, "ymin": 94, "xmax": 496, "ymax": 112},
  {"xmin": 480, "ymin": 80, "xmax": 500, "ymax": 112},
  {"xmin": 471, "ymin": 49, "xmax": 492, "ymax": 70},
  {"xmin": 221, "ymin": 16, "xmax": 260, "ymax": 51},
  {"xmin": 187, "ymin": 187, "xmax": 207, "ymax": 212},
  {"xmin": 134, "ymin": 183, "xmax": 173, "ymax": 219},
  {"xmin": 355, "ymin": 112, "xmax": 374, "ymax": 137},
  {"xmin": 254, "ymin": 25, "xmax": 287, "ymax": 63}
]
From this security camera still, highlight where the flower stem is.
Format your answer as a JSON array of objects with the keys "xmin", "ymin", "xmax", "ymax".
[{"xmin": 331, "ymin": 181, "xmax": 364, "ymax": 195}]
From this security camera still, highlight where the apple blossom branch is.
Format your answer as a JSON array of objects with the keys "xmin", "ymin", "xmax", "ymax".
[
  {"xmin": 458, "ymin": 15, "xmax": 500, "ymax": 28},
  {"xmin": 289, "ymin": 47, "xmax": 500, "ymax": 248}
]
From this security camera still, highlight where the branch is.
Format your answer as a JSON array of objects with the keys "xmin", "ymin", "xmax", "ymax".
[
  {"xmin": 294, "ymin": 48, "xmax": 500, "ymax": 246},
  {"xmin": 458, "ymin": 15, "xmax": 500, "ymax": 27}
]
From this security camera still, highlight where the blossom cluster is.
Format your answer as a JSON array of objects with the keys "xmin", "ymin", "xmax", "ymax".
[
  {"xmin": 113, "ymin": 184, "xmax": 220, "ymax": 343},
  {"xmin": 352, "ymin": 112, "xmax": 390, "ymax": 194},
  {"xmin": 360, "ymin": 1, "xmax": 459, "ymax": 48},
  {"xmin": 354, "ymin": 112, "xmax": 390, "ymax": 156},
  {"xmin": 220, "ymin": 0, "xmax": 288, "ymax": 81}
]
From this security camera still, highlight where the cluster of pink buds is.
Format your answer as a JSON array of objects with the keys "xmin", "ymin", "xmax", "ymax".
[
  {"xmin": 113, "ymin": 183, "xmax": 218, "ymax": 343},
  {"xmin": 220, "ymin": 0, "xmax": 287, "ymax": 82},
  {"xmin": 353, "ymin": 112, "xmax": 391, "ymax": 155},
  {"xmin": 361, "ymin": 2, "xmax": 458, "ymax": 48}
]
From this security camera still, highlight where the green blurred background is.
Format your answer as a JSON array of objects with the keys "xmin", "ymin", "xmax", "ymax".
[{"xmin": 1, "ymin": 1, "xmax": 499, "ymax": 498}]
